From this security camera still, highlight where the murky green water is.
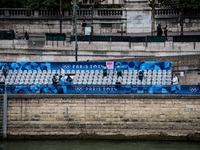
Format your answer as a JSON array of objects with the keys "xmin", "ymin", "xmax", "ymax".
[{"xmin": 0, "ymin": 140, "xmax": 200, "ymax": 150}]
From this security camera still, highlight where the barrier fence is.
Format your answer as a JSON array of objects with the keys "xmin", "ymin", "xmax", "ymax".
[
  {"xmin": 1, "ymin": 31, "xmax": 200, "ymax": 42},
  {"xmin": 0, "ymin": 30, "xmax": 15, "ymax": 40},
  {"xmin": 70, "ymin": 35, "xmax": 200, "ymax": 43},
  {"xmin": 0, "ymin": 84, "xmax": 199, "ymax": 94},
  {"xmin": 46, "ymin": 33, "xmax": 66, "ymax": 41},
  {"xmin": 0, "ymin": 61, "xmax": 172, "ymax": 71},
  {"xmin": 173, "ymin": 36, "xmax": 200, "ymax": 42}
]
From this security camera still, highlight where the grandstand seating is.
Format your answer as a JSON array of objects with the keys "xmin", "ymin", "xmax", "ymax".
[
  {"xmin": 0, "ymin": 62, "xmax": 199, "ymax": 95},
  {"xmin": 0, "ymin": 69, "xmax": 172, "ymax": 86}
]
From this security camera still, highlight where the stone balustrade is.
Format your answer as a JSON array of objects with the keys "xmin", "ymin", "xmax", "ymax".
[
  {"xmin": 0, "ymin": 8, "xmax": 124, "ymax": 19},
  {"xmin": 155, "ymin": 8, "xmax": 179, "ymax": 18},
  {"xmin": 155, "ymin": 8, "xmax": 200, "ymax": 18},
  {"xmin": 1, "ymin": 8, "xmax": 199, "ymax": 19}
]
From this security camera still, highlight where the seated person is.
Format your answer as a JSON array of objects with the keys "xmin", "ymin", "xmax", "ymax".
[
  {"xmin": 24, "ymin": 31, "xmax": 29, "ymax": 40},
  {"xmin": 138, "ymin": 70, "xmax": 144, "ymax": 82},
  {"xmin": 15, "ymin": 31, "xmax": 20, "ymax": 40},
  {"xmin": 52, "ymin": 75, "xmax": 58, "ymax": 84},
  {"xmin": 66, "ymin": 75, "xmax": 72, "ymax": 84}
]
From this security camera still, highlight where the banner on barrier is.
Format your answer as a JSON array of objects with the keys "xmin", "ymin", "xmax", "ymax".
[
  {"xmin": 0, "ymin": 85, "xmax": 199, "ymax": 94},
  {"xmin": 0, "ymin": 61, "xmax": 172, "ymax": 71}
]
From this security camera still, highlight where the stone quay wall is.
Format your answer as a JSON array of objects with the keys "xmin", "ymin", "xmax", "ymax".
[
  {"xmin": 6, "ymin": 94, "xmax": 200, "ymax": 141},
  {"xmin": 0, "ymin": 40, "xmax": 200, "ymax": 62}
]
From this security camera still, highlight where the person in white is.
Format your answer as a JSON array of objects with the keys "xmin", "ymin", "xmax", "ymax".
[{"xmin": 172, "ymin": 74, "xmax": 178, "ymax": 85}]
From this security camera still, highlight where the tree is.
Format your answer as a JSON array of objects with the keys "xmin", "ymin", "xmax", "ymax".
[
  {"xmin": 1, "ymin": 0, "xmax": 23, "ymax": 8},
  {"xmin": 23, "ymin": 0, "xmax": 72, "ymax": 10},
  {"xmin": 148, "ymin": 0, "xmax": 200, "ymax": 36},
  {"xmin": 159, "ymin": 0, "xmax": 200, "ymax": 9},
  {"xmin": 1, "ymin": 0, "xmax": 72, "ymax": 10},
  {"xmin": 148, "ymin": 0, "xmax": 157, "ymax": 36}
]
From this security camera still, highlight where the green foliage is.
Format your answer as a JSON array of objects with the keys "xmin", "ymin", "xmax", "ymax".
[
  {"xmin": 21, "ymin": 0, "xmax": 42, "ymax": 10},
  {"xmin": 1, "ymin": 0, "xmax": 23, "ymax": 8},
  {"xmin": 159, "ymin": 0, "xmax": 200, "ymax": 9},
  {"xmin": 96, "ymin": 4, "xmax": 124, "ymax": 8},
  {"xmin": 158, "ymin": 0, "xmax": 179, "ymax": 8},
  {"xmin": 0, "ymin": 0, "xmax": 72, "ymax": 9},
  {"xmin": 183, "ymin": 0, "xmax": 200, "ymax": 9},
  {"xmin": 78, "ymin": 4, "xmax": 124, "ymax": 9},
  {"xmin": 42, "ymin": 0, "xmax": 59, "ymax": 9}
]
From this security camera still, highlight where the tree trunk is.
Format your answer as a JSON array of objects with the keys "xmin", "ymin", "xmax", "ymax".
[
  {"xmin": 72, "ymin": 0, "xmax": 76, "ymax": 35},
  {"xmin": 151, "ymin": 4, "xmax": 155, "ymax": 36}
]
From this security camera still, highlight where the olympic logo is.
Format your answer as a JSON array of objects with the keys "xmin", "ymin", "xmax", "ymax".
[
  {"xmin": 62, "ymin": 64, "xmax": 71, "ymax": 69},
  {"xmin": 189, "ymin": 86, "xmax": 199, "ymax": 93},
  {"xmin": 75, "ymin": 87, "xmax": 84, "ymax": 91}
]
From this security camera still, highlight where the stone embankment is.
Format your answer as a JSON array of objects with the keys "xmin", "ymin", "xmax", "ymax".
[
  {"xmin": 0, "ymin": 40, "xmax": 200, "ymax": 62},
  {"xmin": 6, "ymin": 94, "xmax": 200, "ymax": 141}
]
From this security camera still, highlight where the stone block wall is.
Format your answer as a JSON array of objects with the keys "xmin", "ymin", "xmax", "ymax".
[
  {"xmin": 6, "ymin": 94, "xmax": 200, "ymax": 140},
  {"xmin": 0, "ymin": 19, "xmax": 124, "ymax": 35},
  {"xmin": 156, "ymin": 18, "xmax": 200, "ymax": 33}
]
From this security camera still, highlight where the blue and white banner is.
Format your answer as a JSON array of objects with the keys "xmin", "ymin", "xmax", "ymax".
[
  {"xmin": 0, "ymin": 85, "xmax": 199, "ymax": 94},
  {"xmin": 0, "ymin": 61, "xmax": 172, "ymax": 71}
]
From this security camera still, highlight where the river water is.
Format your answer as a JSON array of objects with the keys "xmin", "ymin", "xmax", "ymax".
[{"xmin": 0, "ymin": 140, "xmax": 200, "ymax": 150}]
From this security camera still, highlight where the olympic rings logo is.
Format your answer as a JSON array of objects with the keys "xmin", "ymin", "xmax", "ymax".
[
  {"xmin": 75, "ymin": 87, "xmax": 84, "ymax": 91},
  {"xmin": 189, "ymin": 86, "xmax": 199, "ymax": 93},
  {"xmin": 62, "ymin": 64, "xmax": 71, "ymax": 69}
]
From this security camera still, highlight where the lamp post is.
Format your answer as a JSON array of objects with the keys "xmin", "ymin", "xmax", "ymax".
[{"xmin": 74, "ymin": 0, "xmax": 79, "ymax": 61}]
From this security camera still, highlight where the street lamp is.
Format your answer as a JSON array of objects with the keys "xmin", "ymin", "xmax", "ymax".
[{"xmin": 73, "ymin": 0, "xmax": 79, "ymax": 61}]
